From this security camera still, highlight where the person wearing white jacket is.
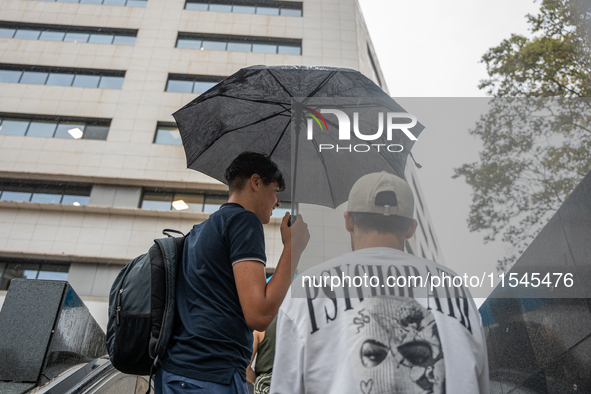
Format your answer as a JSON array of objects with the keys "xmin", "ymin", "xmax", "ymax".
[{"xmin": 270, "ymin": 172, "xmax": 489, "ymax": 394}]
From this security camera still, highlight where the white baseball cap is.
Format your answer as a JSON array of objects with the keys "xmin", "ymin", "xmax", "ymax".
[{"xmin": 347, "ymin": 172, "xmax": 414, "ymax": 219}]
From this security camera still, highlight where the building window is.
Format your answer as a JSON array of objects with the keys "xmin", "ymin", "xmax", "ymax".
[
  {"xmin": 0, "ymin": 64, "xmax": 125, "ymax": 89},
  {"xmin": 367, "ymin": 45, "xmax": 382, "ymax": 87},
  {"xmin": 31, "ymin": 0, "xmax": 146, "ymax": 7},
  {"xmin": 154, "ymin": 123, "xmax": 182, "ymax": 145},
  {"xmin": 0, "ymin": 114, "xmax": 110, "ymax": 140},
  {"xmin": 185, "ymin": 0, "xmax": 302, "ymax": 16},
  {"xmin": 176, "ymin": 33, "xmax": 301, "ymax": 55},
  {"xmin": 0, "ymin": 22, "xmax": 137, "ymax": 45},
  {"xmin": 0, "ymin": 259, "xmax": 69, "ymax": 291},
  {"xmin": 165, "ymin": 74, "xmax": 224, "ymax": 94},
  {"xmin": 140, "ymin": 188, "xmax": 292, "ymax": 217},
  {"xmin": 141, "ymin": 190, "xmax": 228, "ymax": 212},
  {"xmin": 0, "ymin": 179, "xmax": 92, "ymax": 206}
]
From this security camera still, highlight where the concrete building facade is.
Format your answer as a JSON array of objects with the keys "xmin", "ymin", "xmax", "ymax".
[{"xmin": 0, "ymin": 0, "xmax": 443, "ymax": 330}]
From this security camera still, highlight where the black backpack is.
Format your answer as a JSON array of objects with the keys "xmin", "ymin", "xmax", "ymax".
[{"xmin": 106, "ymin": 229, "xmax": 185, "ymax": 380}]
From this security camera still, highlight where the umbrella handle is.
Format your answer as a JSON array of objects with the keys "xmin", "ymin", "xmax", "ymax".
[{"xmin": 288, "ymin": 214, "xmax": 296, "ymax": 227}]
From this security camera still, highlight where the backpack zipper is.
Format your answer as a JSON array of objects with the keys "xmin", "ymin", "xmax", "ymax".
[
  {"xmin": 115, "ymin": 255, "xmax": 142, "ymax": 326},
  {"xmin": 116, "ymin": 288, "xmax": 123, "ymax": 325}
]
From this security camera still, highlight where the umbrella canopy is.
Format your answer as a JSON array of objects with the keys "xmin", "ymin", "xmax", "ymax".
[{"xmin": 173, "ymin": 65, "xmax": 423, "ymax": 209}]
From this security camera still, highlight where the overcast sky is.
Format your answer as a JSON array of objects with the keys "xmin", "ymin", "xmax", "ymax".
[{"xmin": 357, "ymin": 0, "xmax": 541, "ymax": 297}]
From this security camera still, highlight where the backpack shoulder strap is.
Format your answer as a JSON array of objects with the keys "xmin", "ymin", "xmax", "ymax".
[{"xmin": 150, "ymin": 234, "xmax": 185, "ymax": 361}]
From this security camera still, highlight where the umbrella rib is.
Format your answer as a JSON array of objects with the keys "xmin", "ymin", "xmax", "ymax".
[
  {"xmin": 217, "ymin": 94, "xmax": 291, "ymax": 106},
  {"xmin": 269, "ymin": 119, "xmax": 291, "ymax": 158},
  {"xmin": 186, "ymin": 111, "xmax": 291, "ymax": 170},
  {"xmin": 308, "ymin": 137, "xmax": 338, "ymax": 207},
  {"xmin": 267, "ymin": 70, "xmax": 294, "ymax": 98},
  {"xmin": 224, "ymin": 110, "xmax": 290, "ymax": 133},
  {"xmin": 302, "ymin": 71, "xmax": 337, "ymax": 102}
]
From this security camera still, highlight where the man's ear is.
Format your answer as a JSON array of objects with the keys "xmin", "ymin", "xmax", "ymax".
[
  {"xmin": 344, "ymin": 211, "xmax": 355, "ymax": 234},
  {"xmin": 249, "ymin": 174, "xmax": 261, "ymax": 191},
  {"xmin": 405, "ymin": 219, "xmax": 418, "ymax": 240}
]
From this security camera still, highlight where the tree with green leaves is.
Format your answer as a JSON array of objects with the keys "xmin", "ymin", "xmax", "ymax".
[{"xmin": 454, "ymin": 0, "xmax": 591, "ymax": 271}]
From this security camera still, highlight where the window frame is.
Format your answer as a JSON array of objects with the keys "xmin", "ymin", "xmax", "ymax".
[
  {"xmin": 0, "ymin": 113, "xmax": 111, "ymax": 140},
  {"xmin": 0, "ymin": 63, "xmax": 125, "ymax": 89},
  {"xmin": 164, "ymin": 74, "xmax": 224, "ymax": 94},
  {"xmin": 0, "ymin": 259, "xmax": 70, "ymax": 291},
  {"xmin": 175, "ymin": 32, "xmax": 301, "ymax": 55},
  {"xmin": 0, "ymin": 22, "xmax": 138, "ymax": 45},
  {"xmin": 184, "ymin": 0, "xmax": 303, "ymax": 16}
]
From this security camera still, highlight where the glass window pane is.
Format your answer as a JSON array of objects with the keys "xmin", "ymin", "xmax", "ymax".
[
  {"xmin": 34, "ymin": 183, "xmax": 67, "ymax": 195},
  {"xmin": 0, "ymin": 28, "xmax": 16, "ymax": 38},
  {"xmin": 203, "ymin": 195, "xmax": 228, "ymax": 213},
  {"xmin": 39, "ymin": 31, "xmax": 65, "ymax": 41},
  {"xmin": 154, "ymin": 127, "xmax": 182, "ymax": 145},
  {"xmin": 37, "ymin": 263, "xmax": 69, "ymax": 280},
  {"xmin": 37, "ymin": 269, "xmax": 69, "ymax": 281},
  {"xmin": 280, "ymin": 8, "xmax": 302, "ymax": 17},
  {"xmin": 0, "ymin": 70, "xmax": 22, "ymax": 83},
  {"xmin": 46, "ymin": 73, "xmax": 74, "ymax": 86},
  {"xmin": 278, "ymin": 45, "xmax": 301, "ymax": 55},
  {"xmin": 31, "ymin": 193, "xmax": 62, "ymax": 204},
  {"xmin": 0, "ymin": 119, "xmax": 29, "ymax": 136},
  {"xmin": 141, "ymin": 193, "xmax": 173, "ymax": 210},
  {"xmin": 227, "ymin": 42, "xmax": 251, "ymax": 52},
  {"xmin": 26, "ymin": 121, "xmax": 57, "ymax": 137},
  {"xmin": 252, "ymin": 43, "xmax": 277, "ymax": 54},
  {"xmin": 256, "ymin": 6, "xmax": 279, "ymax": 15},
  {"xmin": 185, "ymin": 2, "xmax": 208, "ymax": 10},
  {"xmin": 89, "ymin": 34, "xmax": 114, "ymax": 44},
  {"xmin": 176, "ymin": 38, "xmax": 202, "ymax": 49},
  {"xmin": 126, "ymin": 0, "xmax": 147, "ymax": 7},
  {"xmin": 60, "ymin": 0, "xmax": 80, "ymax": 3},
  {"xmin": 61, "ymin": 195, "xmax": 90, "ymax": 206},
  {"xmin": 193, "ymin": 81, "xmax": 217, "ymax": 94},
  {"xmin": 82, "ymin": 125, "xmax": 109, "ymax": 140},
  {"xmin": 233, "ymin": 5, "xmax": 255, "ymax": 13},
  {"xmin": 202, "ymin": 40, "xmax": 227, "ymax": 51},
  {"xmin": 209, "ymin": 4, "xmax": 232, "ymax": 12},
  {"xmin": 64, "ymin": 32, "xmax": 90, "ymax": 43},
  {"xmin": 1, "ymin": 263, "xmax": 40, "ymax": 290},
  {"xmin": 98, "ymin": 76, "xmax": 124, "ymax": 89},
  {"xmin": 1, "ymin": 191, "xmax": 32, "ymax": 202},
  {"xmin": 102, "ymin": 0, "xmax": 126, "ymax": 5},
  {"xmin": 80, "ymin": 0, "xmax": 103, "ymax": 4},
  {"xmin": 14, "ymin": 29, "xmax": 41, "ymax": 40},
  {"xmin": 39, "ymin": 263, "xmax": 69, "ymax": 274},
  {"xmin": 172, "ymin": 194, "xmax": 204, "ymax": 212},
  {"xmin": 20, "ymin": 71, "xmax": 49, "ymax": 85},
  {"xmin": 54, "ymin": 122, "xmax": 86, "ymax": 139},
  {"xmin": 112, "ymin": 35, "xmax": 136, "ymax": 45},
  {"xmin": 72, "ymin": 74, "xmax": 100, "ymax": 88},
  {"xmin": 166, "ymin": 80, "xmax": 194, "ymax": 93}
]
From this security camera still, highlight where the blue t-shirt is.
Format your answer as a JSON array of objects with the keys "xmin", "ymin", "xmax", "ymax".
[{"xmin": 162, "ymin": 203, "xmax": 267, "ymax": 384}]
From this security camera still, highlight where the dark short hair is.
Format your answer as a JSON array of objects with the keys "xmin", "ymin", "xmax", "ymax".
[
  {"xmin": 349, "ymin": 212, "xmax": 412, "ymax": 234},
  {"xmin": 224, "ymin": 152, "xmax": 285, "ymax": 193}
]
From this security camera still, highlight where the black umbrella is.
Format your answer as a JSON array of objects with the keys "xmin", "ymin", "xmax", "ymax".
[{"xmin": 173, "ymin": 65, "xmax": 423, "ymax": 211}]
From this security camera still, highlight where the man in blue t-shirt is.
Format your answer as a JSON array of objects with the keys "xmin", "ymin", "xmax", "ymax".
[{"xmin": 157, "ymin": 152, "xmax": 310, "ymax": 394}]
